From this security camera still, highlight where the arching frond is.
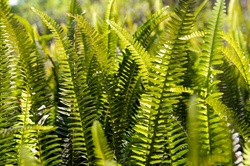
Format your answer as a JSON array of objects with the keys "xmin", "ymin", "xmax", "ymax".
[
  {"xmin": 221, "ymin": 31, "xmax": 250, "ymax": 89},
  {"xmin": 196, "ymin": 0, "xmax": 225, "ymax": 95},
  {"xmin": 134, "ymin": 6, "xmax": 170, "ymax": 48},
  {"xmin": 107, "ymin": 20, "xmax": 151, "ymax": 82}
]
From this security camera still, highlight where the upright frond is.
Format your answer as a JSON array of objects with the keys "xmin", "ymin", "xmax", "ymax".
[
  {"xmin": 128, "ymin": 0, "xmax": 195, "ymax": 165},
  {"xmin": 92, "ymin": 121, "xmax": 117, "ymax": 166},
  {"xmin": 32, "ymin": 7, "xmax": 94, "ymax": 165}
]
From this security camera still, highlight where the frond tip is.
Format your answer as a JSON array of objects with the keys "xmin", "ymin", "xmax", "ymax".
[{"xmin": 91, "ymin": 121, "xmax": 117, "ymax": 166}]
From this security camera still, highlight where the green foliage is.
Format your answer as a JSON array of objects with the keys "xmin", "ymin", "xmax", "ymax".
[
  {"xmin": 1, "ymin": 0, "xmax": 250, "ymax": 165},
  {"xmin": 91, "ymin": 121, "xmax": 117, "ymax": 166}
]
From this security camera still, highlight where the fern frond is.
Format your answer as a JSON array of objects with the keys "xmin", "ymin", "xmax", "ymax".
[
  {"xmin": 102, "ymin": 0, "xmax": 118, "ymax": 73},
  {"xmin": 92, "ymin": 121, "xmax": 117, "ymax": 166},
  {"xmin": 107, "ymin": 53, "xmax": 143, "ymax": 163},
  {"xmin": 1, "ymin": 1, "xmax": 62, "ymax": 165},
  {"xmin": 0, "ymin": 8, "xmax": 20, "ymax": 164},
  {"xmin": 129, "ymin": 0, "xmax": 195, "ymax": 165},
  {"xmin": 107, "ymin": 20, "xmax": 151, "ymax": 82},
  {"xmin": 134, "ymin": 6, "xmax": 170, "ymax": 48},
  {"xmin": 72, "ymin": 14, "xmax": 117, "ymax": 76},
  {"xmin": 196, "ymin": 0, "xmax": 225, "ymax": 96},
  {"xmin": 195, "ymin": 96, "xmax": 232, "ymax": 164},
  {"xmin": 220, "ymin": 31, "xmax": 250, "ymax": 89},
  {"xmin": 32, "ymin": 7, "xmax": 93, "ymax": 165},
  {"xmin": 192, "ymin": 2, "xmax": 227, "ymax": 160},
  {"xmin": 243, "ymin": 143, "xmax": 250, "ymax": 165}
]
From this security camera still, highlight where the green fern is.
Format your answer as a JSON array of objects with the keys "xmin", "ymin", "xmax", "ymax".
[
  {"xmin": 92, "ymin": 121, "xmax": 117, "ymax": 166},
  {"xmin": 1, "ymin": 0, "xmax": 250, "ymax": 165},
  {"xmin": 107, "ymin": 20, "xmax": 151, "ymax": 82},
  {"xmin": 32, "ymin": 7, "xmax": 92, "ymax": 165},
  {"xmin": 128, "ymin": 0, "xmax": 195, "ymax": 165}
]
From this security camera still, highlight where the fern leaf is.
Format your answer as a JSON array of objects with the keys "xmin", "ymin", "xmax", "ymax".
[
  {"xmin": 196, "ymin": 0, "xmax": 225, "ymax": 96},
  {"xmin": 243, "ymin": 143, "xmax": 250, "ymax": 165},
  {"xmin": 32, "ymin": 7, "xmax": 92, "ymax": 165},
  {"xmin": 102, "ymin": 0, "xmax": 119, "ymax": 73},
  {"xmin": 72, "ymin": 14, "xmax": 114, "ymax": 75},
  {"xmin": 0, "ymin": 9, "xmax": 20, "ymax": 165},
  {"xmin": 221, "ymin": 31, "xmax": 250, "ymax": 88},
  {"xmin": 129, "ymin": 0, "xmax": 195, "ymax": 165},
  {"xmin": 92, "ymin": 121, "xmax": 117, "ymax": 166},
  {"xmin": 1, "ymin": 2, "xmax": 62, "ymax": 165},
  {"xmin": 134, "ymin": 6, "xmax": 170, "ymax": 48},
  {"xmin": 107, "ymin": 53, "xmax": 143, "ymax": 163},
  {"xmin": 107, "ymin": 20, "xmax": 151, "ymax": 82}
]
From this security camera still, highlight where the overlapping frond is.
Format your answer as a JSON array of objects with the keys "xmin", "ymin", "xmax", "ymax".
[
  {"xmin": 107, "ymin": 20, "xmax": 151, "ymax": 82},
  {"xmin": 0, "ymin": 12, "xmax": 20, "ymax": 164},
  {"xmin": 1, "ymin": 0, "xmax": 250, "ymax": 165},
  {"xmin": 134, "ymin": 6, "xmax": 170, "ymax": 48},
  {"xmin": 128, "ymin": 0, "xmax": 195, "ymax": 165},
  {"xmin": 32, "ymin": 7, "xmax": 94, "ymax": 165},
  {"xmin": 221, "ymin": 31, "xmax": 250, "ymax": 89},
  {"xmin": 0, "ymin": 1, "xmax": 61, "ymax": 165},
  {"xmin": 107, "ymin": 53, "xmax": 143, "ymax": 163},
  {"xmin": 73, "ymin": 14, "xmax": 112, "ymax": 74},
  {"xmin": 193, "ymin": 0, "xmax": 232, "ymax": 164}
]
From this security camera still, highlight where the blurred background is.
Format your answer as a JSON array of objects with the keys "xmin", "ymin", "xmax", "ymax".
[
  {"xmin": 8, "ymin": 0, "xmax": 249, "ymax": 33},
  {"xmin": 7, "ymin": 0, "xmax": 250, "ymax": 46}
]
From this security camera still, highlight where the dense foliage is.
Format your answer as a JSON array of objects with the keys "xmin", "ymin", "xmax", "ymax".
[{"xmin": 1, "ymin": 0, "xmax": 250, "ymax": 165}]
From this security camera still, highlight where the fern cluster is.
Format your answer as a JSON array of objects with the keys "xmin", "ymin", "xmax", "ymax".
[{"xmin": 1, "ymin": 0, "xmax": 250, "ymax": 165}]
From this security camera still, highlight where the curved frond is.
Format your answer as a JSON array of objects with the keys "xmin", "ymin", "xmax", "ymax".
[
  {"xmin": 32, "ymin": 7, "xmax": 96, "ymax": 165},
  {"xmin": 134, "ymin": 6, "xmax": 170, "ymax": 48},
  {"xmin": 92, "ymin": 121, "xmax": 117, "ymax": 166},
  {"xmin": 107, "ymin": 20, "xmax": 151, "ymax": 82},
  {"xmin": 221, "ymin": 31, "xmax": 250, "ymax": 89}
]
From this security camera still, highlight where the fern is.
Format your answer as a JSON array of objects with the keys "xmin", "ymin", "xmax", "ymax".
[
  {"xmin": 92, "ymin": 121, "xmax": 117, "ymax": 166},
  {"xmin": 32, "ymin": 7, "xmax": 94, "ymax": 165},
  {"xmin": 102, "ymin": 0, "xmax": 118, "ymax": 73},
  {"xmin": 134, "ymin": 6, "xmax": 170, "ymax": 49},
  {"xmin": 243, "ymin": 143, "xmax": 250, "ymax": 165},
  {"xmin": 107, "ymin": 20, "xmax": 151, "ymax": 82},
  {"xmin": 221, "ymin": 31, "xmax": 250, "ymax": 88},
  {"xmin": 193, "ymin": 0, "xmax": 233, "ymax": 164},
  {"xmin": 0, "ymin": 1, "xmax": 61, "ymax": 165},
  {"xmin": 1, "ymin": 0, "xmax": 250, "ymax": 165},
  {"xmin": 128, "ymin": 0, "xmax": 195, "ymax": 165}
]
